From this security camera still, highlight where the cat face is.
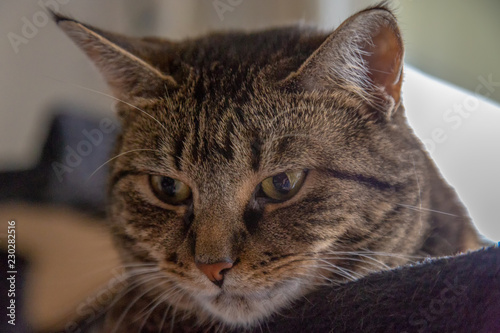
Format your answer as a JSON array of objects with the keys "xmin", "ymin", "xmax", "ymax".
[
  {"xmin": 55, "ymin": 5, "xmax": 483, "ymax": 328},
  {"xmin": 107, "ymin": 90, "xmax": 426, "ymax": 325}
]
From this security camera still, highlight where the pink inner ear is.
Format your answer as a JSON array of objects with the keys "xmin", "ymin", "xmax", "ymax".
[{"xmin": 363, "ymin": 24, "xmax": 404, "ymax": 107}]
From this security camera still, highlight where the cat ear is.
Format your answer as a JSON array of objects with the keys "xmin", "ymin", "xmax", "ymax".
[
  {"xmin": 280, "ymin": 6, "xmax": 404, "ymax": 119},
  {"xmin": 54, "ymin": 13, "xmax": 177, "ymax": 100}
]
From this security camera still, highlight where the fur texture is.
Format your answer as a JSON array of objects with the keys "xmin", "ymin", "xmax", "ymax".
[{"xmin": 54, "ymin": 4, "xmax": 487, "ymax": 331}]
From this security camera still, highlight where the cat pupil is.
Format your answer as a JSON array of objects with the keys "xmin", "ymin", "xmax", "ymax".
[
  {"xmin": 161, "ymin": 177, "xmax": 177, "ymax": 196},
  {"xmin": 273, "ymin": 173, "xmax": 292, "ymax": 193}
]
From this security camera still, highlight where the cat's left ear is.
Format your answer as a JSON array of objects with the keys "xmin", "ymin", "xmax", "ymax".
[
  {"xmin": 280, "ymin": 6, "xmax": 404, "ymax": 119},
  {"xmin": 54, "ymin": 13, "xmax": 177, "ymax": 101}
]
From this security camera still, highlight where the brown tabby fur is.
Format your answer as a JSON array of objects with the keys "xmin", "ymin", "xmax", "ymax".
[{"xmin": 54, "ymin": 4, "xmax": 487, "ymax": 331}]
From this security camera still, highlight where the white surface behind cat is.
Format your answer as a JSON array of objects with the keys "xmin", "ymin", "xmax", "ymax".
[{"xmin": 403, "ymin": 65, "xmax": 500, "ymax": 241}]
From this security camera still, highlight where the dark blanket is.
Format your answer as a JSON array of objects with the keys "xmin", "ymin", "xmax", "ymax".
[
  {"xmin": 1, "ymin": 109, "xmax": 499, "ymax": 333},
  {"xmin": 265, "ymin": 246, "xmax": 500, "ymax": 333}
]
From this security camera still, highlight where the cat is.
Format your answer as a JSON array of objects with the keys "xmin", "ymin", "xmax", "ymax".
[{"xmin": 53, "ymin": 4, "xmax": 488, "ymax": 332}]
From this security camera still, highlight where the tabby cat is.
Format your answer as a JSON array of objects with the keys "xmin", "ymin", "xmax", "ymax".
[{"xmin": 55, "ymin": 4, "xmax": 486, "ymax": 332}]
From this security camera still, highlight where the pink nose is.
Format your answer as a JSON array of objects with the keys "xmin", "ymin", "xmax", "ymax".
[{"xmin": 196, "ymin": 261, "xmax": 234, "ymax": 286}]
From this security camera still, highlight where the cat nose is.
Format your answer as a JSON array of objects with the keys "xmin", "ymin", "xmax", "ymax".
[{"xmin": 196, "ymin": 260, "xmax": 234, "ymax": 287}]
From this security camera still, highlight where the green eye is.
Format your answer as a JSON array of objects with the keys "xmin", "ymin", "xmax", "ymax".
[
  {"xmin": 149, "ymin": 175, "xmax": 192, "ymax": 205},
  {"xmin": 260, "ymin": 169, "xmax": 307, "ymax": 201}
]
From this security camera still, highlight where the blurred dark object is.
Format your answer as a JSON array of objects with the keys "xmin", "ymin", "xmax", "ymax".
[
  {"xmin": 0, "ymin": 105, "xmax": 119, "ymax": 333},
  {"xmin": 0, "ymin": 104, "xmax": 119, "ymax": 217}
]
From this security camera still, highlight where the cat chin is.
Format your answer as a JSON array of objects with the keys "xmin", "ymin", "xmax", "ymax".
[{"xmin": 191, "ymin": 280, "xmax": 306, "ymax": 327}]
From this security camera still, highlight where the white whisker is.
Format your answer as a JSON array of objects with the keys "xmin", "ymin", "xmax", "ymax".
[
  {"xmin": 137, "ymin": 285, "xmax": 184, "ymax": 332},
  {"xmin": 410, "ymin": 153, "xmax": 423, "ymax": 235},
  {"xmin": 395, "ymin": 203, "xmax": 459, "ymax": 217},
  {"xmin": 111, "ymin": 276, "xmax": 168, "ymax": 333},
  {"xmin": 169, "ymin": 303, "xmax": 178, "ymax": 333},
  {"xmin": 86, "ymin": 148, "xmax": 156, "ymax": 181},
  {"xmin": 102, "ymin": 270, "xmax": 163, "ymax": 319},
  {"xmin": 158, "ymin": 302, "xmax": 171, "ymax": 333},
  {"xmin": 46, "ymin": 77, "xmax": 169, "ymax": 132}
]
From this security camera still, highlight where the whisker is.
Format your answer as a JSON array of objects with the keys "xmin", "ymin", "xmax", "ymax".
[
  {"xmin": 46, "ymin": 77, "xmax": 169, "ymax": 132},
  {"xmin": 157, "ymin": 303, "xmax": 171, "ymax": 333},
  {"xmin": 111, "ymin": 276, "xmax": 169, "ymax": 333},
  {"xmin": 118, "ymin": 263, "xmax": 159, "ymax": 269},
  {"xmin": 292, "ymin": 251, "xmax": 392, "ymax": 271},
  {"xmin": 136, "ymin": 284, "xmax": 181, "ymax": 319},
  {"xmin": 290, "ymin": 271, "xmax": 342, "ymax": 286},
  {"xmin": 410, "ymin": 153, "xmax": 423, "ymax": 235},
  {"xmin": 102, "ymin": 271, "xmax": 163, "ymax": 317},
  {"xmin": 279, "ymin": 259, "xmax": 349, "ymax": 284},
  {"xmin": 137, "ymin": 286, "xmax": 184, "ymax": 332},
  {"xmin": 169, "ymin": 303, "xmax": 178, "ymax": 333},
  {"xmin": 296, "ymin": 255, "xmax": 385, "ymax": 272},
  {"xmin": 395, "ymin": 203, "xmax": 459, "ymax": 217},
  {"xmin": 122, "ymin": 267, "xmax": 162, "ymax": 280},
  {"xmin": 323, "ymin": 249, "xmax": 424, "ymax": 261},
  {"xmin": 331, "ymin": 252, "xmax": 391, "ymax": 270},
  {"xmin": 352, "ymin": 248, "xmax": 425, "ymax": 261},
  {"xmin": 317, "ymin": 262, "xmax": 364, "ymax": 280},
  {"xmin": 77, "ymin": 262, "xmax": 157, "ymax": 279},
  {"xmin": 79, "ymin": 267, "xmax": 160, "ymax": 310},
  {"xmin": 289, "ymin": 260, "xmax": 371, "ymax": 282},
  {"xmin": 290, "ymin": 272, "xmax": 334, "ymax": 285},
  {"xmin": 86, "ymin": 148, "xmax": 156, "ymax": 181}
]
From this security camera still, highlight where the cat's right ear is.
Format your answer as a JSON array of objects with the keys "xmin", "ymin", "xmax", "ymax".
[
  {"xmin": 53, "ymin": 13, "xmax": 177, "ymax": 100},
  {"xmin": 279, "ymin": 6, "xmax": 404, "ymax": 121}
]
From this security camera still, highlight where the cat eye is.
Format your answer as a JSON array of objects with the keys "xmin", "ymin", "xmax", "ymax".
[
  {"xmin": 260, "ymin": 170, "xmax": 307, "ymax": 202},
  {"xmin": 149, "ymin": 175, "xmax": 192, "ymax": 205}
]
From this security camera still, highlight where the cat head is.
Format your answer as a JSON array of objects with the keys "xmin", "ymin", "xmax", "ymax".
[{"xmin": 55, "ymin": 4, "xmax": 482, "ymax": 327}]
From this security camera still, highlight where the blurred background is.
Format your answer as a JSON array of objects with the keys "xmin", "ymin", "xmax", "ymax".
[{"xmin": 0, "ymin": 0, "xmax": 499, "ymax": 331}]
